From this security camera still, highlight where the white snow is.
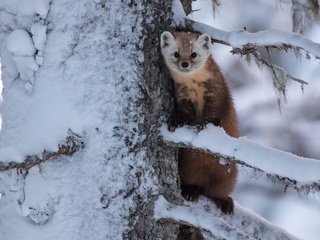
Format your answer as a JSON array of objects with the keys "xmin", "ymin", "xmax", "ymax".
[
  {"xmin": 160, "ymin": 124, "xmax": 320, "ymax": 184},
  {"xmin": 172, "ymin": 0, "xmax": 187, "ymax": 27},
  {"xmin": 0, "ymin": 0, "xmax": 152, "ymax": 239},
  {"xmin": 13, "ymin": 56, "xmax": 39, "ymax": 80},
  {"xmin": 17, "ymin": 0, "xmax": 50, "ymax": 18},
  {"xmin": 31, "ymin": 23, "xmax": 47, "ymax": 52},
  {"xmin": 0, "ymin": 51, "xmax": 19, "ymax": 81},
  {"xmin": 0, "ymin": 62, "xmax": 2, "ymax": 128},
  {"xmin": 5, "ymin": 29, "xmax": 40, "ymax": 91},
  {"xmin": 0, "ymin": 11, "xmax": 17, "ymax": 30},
  {"xmin": 0, "ymin": 0, "xmax": 50, "ymax": 18},
  {"xmin": 154, "ymin": 196, "xmax": 298, "ymax": 240},
  {"xmin": 7, "ymin": 29, "xmax": 36, "ymax": 56}
]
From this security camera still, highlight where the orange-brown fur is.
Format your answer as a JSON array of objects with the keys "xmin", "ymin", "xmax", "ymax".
[{"xmin": 161, "ymin": 31, "xmax": 239, "ymax": 214}]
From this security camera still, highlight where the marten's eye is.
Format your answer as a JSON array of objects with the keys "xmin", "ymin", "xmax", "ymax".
[
  {"xmin": 191, "ymin": 52, "xmax": 197, "ymax": 58},
  {"xmin": 174, "ymin": 52, "xmax": 180, "ymax": 58}
]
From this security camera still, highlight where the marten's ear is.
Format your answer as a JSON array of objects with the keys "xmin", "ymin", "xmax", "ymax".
[
  {"xmin": 196, "ymin": 33, "xmax": 211, "ymax": 50},
  {"xmin": 161, "ymin": 31, "xmax": 175, "ymax": 49}
]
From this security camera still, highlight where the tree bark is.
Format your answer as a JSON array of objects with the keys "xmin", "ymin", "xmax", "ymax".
[
  {"xmin": 130, "ymin": 1, "xmax": 203, "ymax": 239},
  {"xmin": 127, "ymin": 0, "xmax": 181, "ymax": 239}
]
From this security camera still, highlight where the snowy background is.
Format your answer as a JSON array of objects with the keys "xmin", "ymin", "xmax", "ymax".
[{"xmin": 191, "ymin": 0, "xmax": 320, "ymax": 239}]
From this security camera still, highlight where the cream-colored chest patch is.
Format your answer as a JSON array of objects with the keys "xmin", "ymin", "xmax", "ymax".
[
  {"xmin": 171, "ymin": 68, "xmax": 211, "ymax": 118},
  {"xmin": 177, "ymin": 80, "xmax": 207, "ymax": 118},
  {"xmin": 189, "ymin": 82, "xmax": 206, "ymax": 118}
]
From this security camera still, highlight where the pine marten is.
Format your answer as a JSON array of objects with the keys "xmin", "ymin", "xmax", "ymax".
[{"xmin": 160, "ymin": 31, "xmax": 239, "ymax": 214}]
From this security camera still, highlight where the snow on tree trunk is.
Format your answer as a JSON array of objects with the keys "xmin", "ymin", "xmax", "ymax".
[{"xmin": 0, "ymin": 0, "xmax": 182, "ymax": 239}]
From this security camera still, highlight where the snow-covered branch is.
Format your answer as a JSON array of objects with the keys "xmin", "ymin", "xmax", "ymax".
[
  {"xmin": 0, "ymin": 130, "xmax": 83, "ymax": 172},
  {"xmin": 154, "ymin": 196, "xmax": 298, "ymax": 240},
  {"xmin": 160, "ymin": 124, "xmax": 320, "ymax": 193},
  {"xmin": 173, "ymin": 0, "xmax": 320, "ymax": 58},
  {"xmin": 172, "ymin": 0, "xmax": 320, "ymax": 91}
]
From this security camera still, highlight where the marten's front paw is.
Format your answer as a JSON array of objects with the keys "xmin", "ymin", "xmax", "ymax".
[
  {"xmin": 196, "ymin": 123, "xmax": 207, "ymax": 131},
  {"xmin": 168, "ymin": 117, "xmax": 188, "ymax": 132},
  {"xmin": 197, "ymin": 119, "xmax": 221, "ymax": 130},
  {"xmin": 212, "ymin": 197, "xmax": 234, "ymax": 215},
  {"xmin": 212, "ymin": 118, "xmax": 221, "ymax": 127},
  {"xmin": 181, "ymin": 185, "xmax": 203, "ymax": 202},
  {"xmin": 168, "ymin": 118, "xmax": 180, "ymax": 132}
]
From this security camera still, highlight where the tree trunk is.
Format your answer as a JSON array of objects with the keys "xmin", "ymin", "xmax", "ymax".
[
  {"xmin": 0, "ymin": 0, "xmax": 182, "ymax": 239},
  {"xmin": 127, "ymin": 0, "xmax": 182, "ymax": 239}
]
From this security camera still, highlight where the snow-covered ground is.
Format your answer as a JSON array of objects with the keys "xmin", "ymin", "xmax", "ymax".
[{"xmin": 190, "ymin": 0, "xmax": 320, "ymax": 239}]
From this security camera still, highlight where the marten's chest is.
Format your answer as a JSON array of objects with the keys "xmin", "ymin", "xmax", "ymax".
[{"xmin": 175, "ymin": 80, "xmax": 207, "ymax": 117}]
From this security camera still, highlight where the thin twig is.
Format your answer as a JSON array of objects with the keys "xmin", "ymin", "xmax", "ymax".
[{"xmin": 230, "ymin": 46, "xmax": 309, "ymax": 85}]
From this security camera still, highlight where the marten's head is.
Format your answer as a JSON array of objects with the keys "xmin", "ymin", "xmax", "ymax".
[{"xmin": 160, "ymin": 31, "xmax": 211, "ymax": 74}]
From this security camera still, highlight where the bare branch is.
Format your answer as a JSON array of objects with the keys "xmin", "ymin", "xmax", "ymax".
[
  {"xmin": 160, "ymin": 125, "xmax": 320, "ymax": 193},
  {"xmin": 0, "ymin": 130, "xmax": 83, "ymax": 172}
]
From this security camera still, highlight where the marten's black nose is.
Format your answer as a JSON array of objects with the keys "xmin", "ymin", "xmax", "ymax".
[{"xmin": 181, "ymin": 62, "xmax": 189, "ymax": 68}]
